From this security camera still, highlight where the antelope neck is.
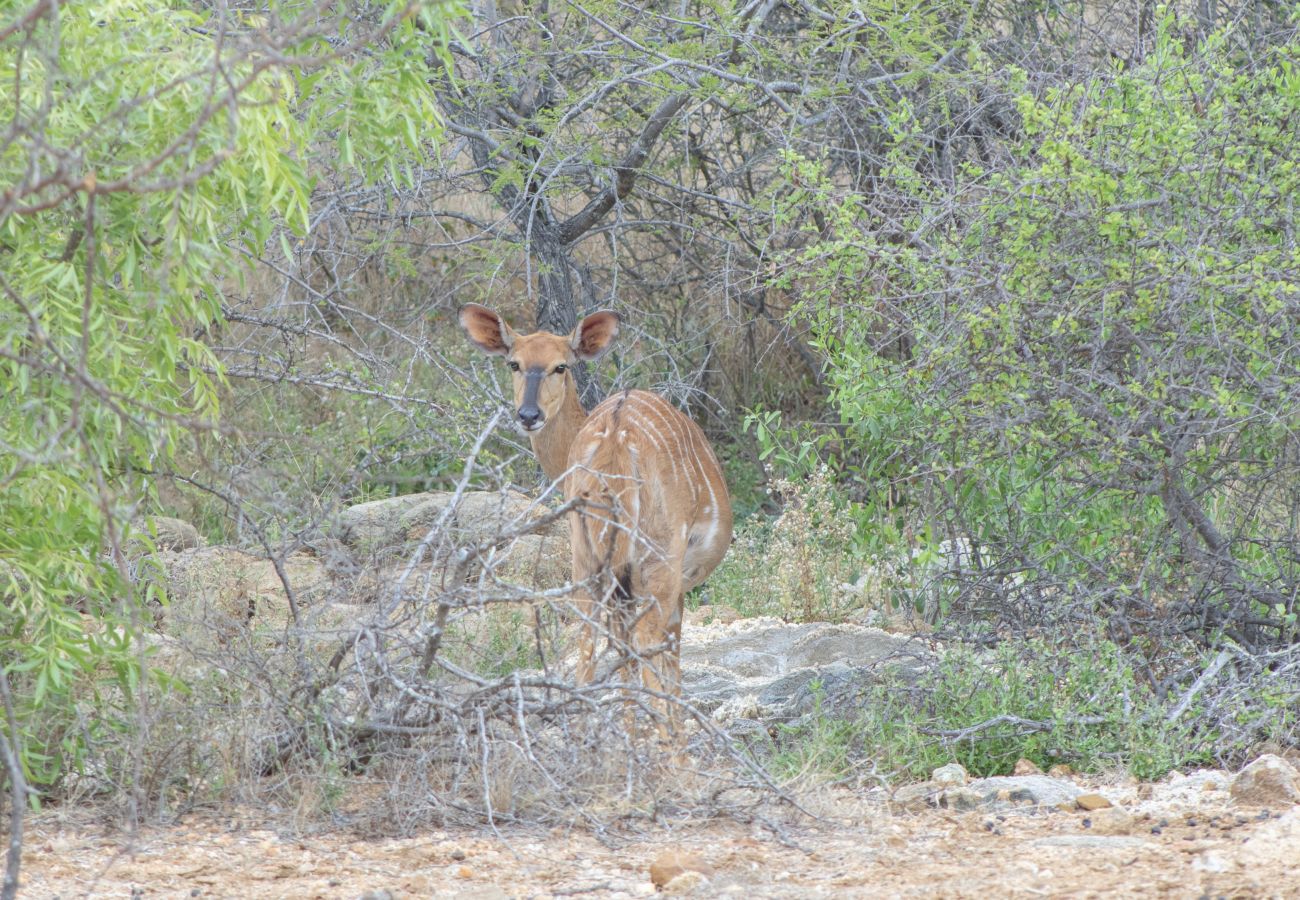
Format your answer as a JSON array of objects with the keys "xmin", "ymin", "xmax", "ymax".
[{"xmin": 529, "ymin": 379, "xmax": 588, "ymax": 483}]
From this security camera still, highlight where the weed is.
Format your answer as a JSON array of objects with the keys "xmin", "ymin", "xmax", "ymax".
[
  {"xmin": 766, "ymin": 638, "xmax": 1230, "ymax": 784},
  {"xmin": 703, "ymin": 468, "xmax": 859, "ymax": 621}
]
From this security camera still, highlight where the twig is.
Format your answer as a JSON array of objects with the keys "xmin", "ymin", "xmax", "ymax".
[
  {"xmin": 0, "ymin": 667, "xmax": 27, "ymax": 900},
  {"xmin": 921, "ymin": 715, "xmax": 1054, "ymax": 742},
  {"xmin": 1165, "ymin": 649, "xmax": 1234, "ymax": 723}
]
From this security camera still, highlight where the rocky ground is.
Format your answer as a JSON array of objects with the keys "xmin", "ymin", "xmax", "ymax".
[
  {"xmin": 20, "ymin": 763, "xmax": 1300, "ymax": 899},
  {"xmin": 60, "ymin": 499, "xmax": 1291, "ymax": 898}
]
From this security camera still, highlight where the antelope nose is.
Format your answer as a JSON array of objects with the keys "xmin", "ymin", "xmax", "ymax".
[{"xmin": 518, "ymin": 406, "xmax": 542, "ymax": 429}]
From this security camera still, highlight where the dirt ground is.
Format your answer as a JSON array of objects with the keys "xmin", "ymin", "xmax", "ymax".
[{"xmin": 18, "ymin": 770, "xmax": 1300, "ymax": 899}]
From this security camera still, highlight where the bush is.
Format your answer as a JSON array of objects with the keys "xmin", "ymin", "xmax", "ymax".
[
  {"xmin": 0, "ymin": 0, "xmax": 461, "ymax": 793},
  {"xmin": 704, "ymin": 468, "xmax": 859, "ymax": 622},
  {"xmin": 768, "ymin": 636, "xmax": 1300, "ymax": 785},
  {"xmin": 861, "ymin": 639, "xmax": 1207, "ymax": 781},
  {"xmin": 779, "ymin": 17, "xmax": 1300, "ymax": 647}
]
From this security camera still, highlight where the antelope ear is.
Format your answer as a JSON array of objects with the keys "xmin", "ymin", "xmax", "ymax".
[
  {"xmin": 459, "ymin": 304, "xmax": 516, "ymax": 356},
  {"xmin": 570, "ymin": 310, "xmax": 621, "ymax": 361}
]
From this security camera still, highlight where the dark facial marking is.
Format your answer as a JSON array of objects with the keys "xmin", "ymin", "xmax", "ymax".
[{"xmin": 518, "ymin": 366, "xmax": 545, "ymax": 427}]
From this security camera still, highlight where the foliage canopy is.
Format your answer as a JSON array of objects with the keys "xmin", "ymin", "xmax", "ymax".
[{"xmin": 0, "ymin": 0, "xmax": 461, "ymax": 790}]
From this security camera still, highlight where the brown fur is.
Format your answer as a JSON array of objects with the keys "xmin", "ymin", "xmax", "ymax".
[{"xmin": 459, "ymin": 305, "xmax": 733, "ymax": 736}]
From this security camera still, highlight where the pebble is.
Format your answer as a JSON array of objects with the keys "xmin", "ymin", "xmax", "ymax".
[{"xmin": 649, "ymin": 850, "xmax": 714, "ymax": 889}]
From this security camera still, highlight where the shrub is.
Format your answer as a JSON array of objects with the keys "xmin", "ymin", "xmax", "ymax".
[
  {"xmin": 768, "ymin": 637, "xmax": 1259, "ymax": 784},
  {"xmin": 0, "ymin": 0, "xmax": 462, "ymax": 792},
  {"xmin": 778, "ymin": 17, "xmax": 1300, "ymax": 647},
  {"xmin": 705, "ymin": 468, "xmax": 859, "ymax": 622}
]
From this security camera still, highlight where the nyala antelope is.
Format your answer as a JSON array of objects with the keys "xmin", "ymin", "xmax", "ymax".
[{"xmin": 459, "ymin": 304, "xmax": 732, "ymax": 735}]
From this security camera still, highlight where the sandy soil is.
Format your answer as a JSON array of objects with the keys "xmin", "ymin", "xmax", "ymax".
[{"xmin": 18, "ymin": 771, "xmax": 1300, "ymax": 899}]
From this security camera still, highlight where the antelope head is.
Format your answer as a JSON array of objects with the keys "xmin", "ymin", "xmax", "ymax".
[{"xmin": 458, "ymin": 303, "xmax": 621, "ymax": 434}]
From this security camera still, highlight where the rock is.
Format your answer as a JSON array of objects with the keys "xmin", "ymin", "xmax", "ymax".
[
  {"xmin": 710, "ymin": 694, "xmax": 764, "ymax": 726},
  {"xmin": 1237, "ymin": 808, "xmax": 1300, "ymax": 867},
  {"xmin": 680, "ymin": 619, "xmax": 934, "ymax": 721},
  {"xmin": 142, "ymin": 516, "xmax": 202, "ymax": 551},
  {"xmin": 1032, "ymin": 835, "xmax": 1149, "ymax": 851},
  {"xmin": 663, "ymin": 871, "xmax": 709, "ymax": 894},
  {"xmin": 455, "ymin": 490, "xmax": 564, "ymax": 543},
  {"xmin": 482, "ymin": 531, "xmax": 570, "ymax": 590},
  {"xmin": 1077, "ymin": 793, "xmax": 1114, "ymax": 811},
  {"xmin": 1230, "ymin": 754, "xmax": 1300, "ymax": 808},
  {"xmin": 939, "ymin": 787, "xmax": 987, "ymax": 811},
  {"xmin": 931, "ymin": 763, "xmax": 968, "ymax": 787},
  {"xmin": 339, "ymin": 492, "xmax": 453, "ymax": 552},
  {"xmin": 1192, "ymin": 851, "xmax": 1230, "ymax": 874},
  {"xmin": 161, "ymin": 547, "xmax": 332, "ymax": 644},
  {"xmin": 153, "ymin": 547, "xmax": 359, "ymax": 682},
  {"xmin": 338, "ymin": 489, "xmax": 570, "ymax": 587},
  {"xmin": 1013, "ymin": 758, "xmax": 1042, "ymax": 776},
  {"xmin": 684, "ymin": 604, "xmax": 742, "ymax": 627},
  {"xmin": 964, "ymin": 775, "xmax": 1083, "ymax": 808},
  {"xmin": 1048, "ymin": 764, "xmax": 1075, "ymax": 777},
  {"xmin": 891, "ymin": 782, "xmax": 939, "ymax": 811},
  {"xmin": 1087, "ymin": 807, "xmax": 1134, "ymax": 835},
  {"xmin": 649, "ymin": 850, "xmax": 713, "ymax": 889}
]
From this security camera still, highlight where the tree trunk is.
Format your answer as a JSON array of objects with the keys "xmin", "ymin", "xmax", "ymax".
[
  {"xmin": 534, "ymin": 230, "xmax": 602, "ymax": 408},
  {"xmin": 534, "ymin": 231, "xmax": 578, "ymax": 336}
]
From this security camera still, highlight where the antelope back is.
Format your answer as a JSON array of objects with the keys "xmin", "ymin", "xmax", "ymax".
[{"xmin": 566, "ymin": 389, "xmax": 732, "ymax": 591}]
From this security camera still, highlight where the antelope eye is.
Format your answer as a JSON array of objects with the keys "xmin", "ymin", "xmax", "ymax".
[
  {"xmin": 507, "ymin": 360, "xmax": 520, "ymax": 372},
  {"xmin": 553, "ymin": 364, "xmax": 567, "ymax": 374}
]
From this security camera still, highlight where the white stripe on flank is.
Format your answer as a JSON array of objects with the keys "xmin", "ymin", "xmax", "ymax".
[{"xmin": 573, "ymin": 389, "xmax": 727, "ymax": 581}]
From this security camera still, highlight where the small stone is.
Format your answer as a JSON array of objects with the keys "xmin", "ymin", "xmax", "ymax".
[
  {"xmin": 1193, "ymin": 851, "xmax": 1230, "ymax": 874},
  {"xmin": 1032, "ymin": 835, "xmax": 1148, "ymax": 850},
  {"xmin": 1048, "ymin": 764, "xmax": 1075, "ymax": 777},
  {"xmin": 940, "ymin": 787, "xmax": 987, "ymax": 811},
  {"xmin": 1089, "ymin": 808, "xmax": 1134, "ymax": 835},
  {"xmin": 650, "ymin": 851, "xmax": 714, "ymax": 889},
  {"xmin": 142, "ymin": 516, "xmax": 203, "ymax": 551},
  {"xmin": 663, "ymin": 871, "xmax": 709, "ymax": 894},
  {"xmin": 1230, "ymin": 754, "xmax": 1300, "ymax": 808},
  {"xmin": 450, "ymin": 848, "xmax": 467, "ymax": 861},
  {"xmin": 1013, "ymin": 758, "xmax": 1042, "ymax": 776},
  {"xmin": 1238, "ymin": 808, "xmax": 1300, "ymax": 867},
  {"xmin": 891, "ymin": 782, "xmax": 939, "ymax": 811},
  {"xmin": 1076, "ymin": 793, "xmax": 1114, "ymax": 811},
  {"xmin": 931, "ymin": 763, "xmax": 968, "ymax": 787},
  {"xmin": 966, "ymin": 775, "xmax": 1082, "ymax": 808},
  {"xmin": 456, "ymin": 866, "xmax": 473, "ymax": 879}
]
